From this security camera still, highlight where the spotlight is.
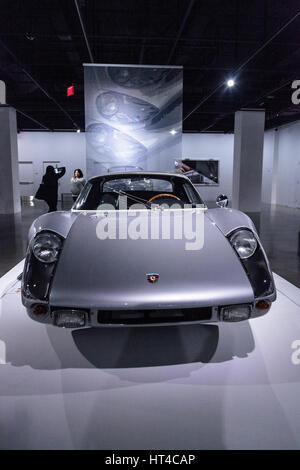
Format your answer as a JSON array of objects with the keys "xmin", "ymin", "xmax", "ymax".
[
  {"xmin": 76, "ymin": 129, "xmax": 80, "ymax": 133},
  {"xmin": 226, "ymin": 79, "xmax": 235, "ymax": 87},
  {"xmin": 170, "ymin": 129, "xmax": 177, "ymax": 135}
]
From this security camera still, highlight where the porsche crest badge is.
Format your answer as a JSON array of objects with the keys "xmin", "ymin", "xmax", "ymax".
[{"xmin": 147, "ymin": 273, "xmax": 159, "ymax": 284}]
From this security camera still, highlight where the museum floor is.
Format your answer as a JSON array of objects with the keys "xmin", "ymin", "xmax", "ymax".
[
  {"xmin": 0, "ymin": 263, "xmax": 299, "ymax": 449},
  {"xmin": 0, "ymin": 200, "xmax": 299, "ymax": 288},
  {"xmin": 0, "ymin": 202, "xmax": 300, "ymax": 449}
]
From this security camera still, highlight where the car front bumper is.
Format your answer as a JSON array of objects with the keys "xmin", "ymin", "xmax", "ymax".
[{"xmin": 22, "ymin": 290, "xmax": 276, "ymax": 328}]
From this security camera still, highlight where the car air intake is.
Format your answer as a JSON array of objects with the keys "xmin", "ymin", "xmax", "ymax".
[{"xmin": 97, "ymin": 308, "xmax": 212, "ymax": 325}]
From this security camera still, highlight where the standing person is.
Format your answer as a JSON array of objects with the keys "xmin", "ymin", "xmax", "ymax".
[
  {"xmin": 70, "ymin": 169, "xmax": 86, "ymax": 202},
  {"xmin": 40, "ymin": 165, "xmax": 66, "ymax": 212}
]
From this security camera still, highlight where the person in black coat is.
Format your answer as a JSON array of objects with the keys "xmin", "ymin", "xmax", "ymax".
[{"xmin": 42, "ymin": 165, "xmax": 66, "ymax": 212}]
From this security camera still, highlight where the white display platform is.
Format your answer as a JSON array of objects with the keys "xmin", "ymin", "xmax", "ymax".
[{"xmin": 0, "ymin": 260, "xmax": 300, "ymax": 450}]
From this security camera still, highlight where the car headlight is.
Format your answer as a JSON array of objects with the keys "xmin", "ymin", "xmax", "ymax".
[
  {"xmin": 229, "ymin": 229, "xmax": 257, "ymax": 259},
  {"xmin": 32, "ymin": 232, "xmax": 62, "ymax": 263}
]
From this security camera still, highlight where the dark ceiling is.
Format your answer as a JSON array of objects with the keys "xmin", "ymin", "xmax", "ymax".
[{"xmin": 0, "ymin": 0, "xmax": 300, "ymax": 132}]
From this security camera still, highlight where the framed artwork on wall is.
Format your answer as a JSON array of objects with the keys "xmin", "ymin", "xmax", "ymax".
[{"xmin": 176, "ymin": 159, "xmax": 219, "ymax": 186}]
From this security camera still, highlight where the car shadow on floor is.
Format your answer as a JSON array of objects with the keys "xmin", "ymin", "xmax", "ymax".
[
  {"xmin": 2, "ymin": 322, "xmax": 256, "ymax": 371},
  {"xmin": 67, "ymin": 321, "xmax": 255, "ymax": 369}
]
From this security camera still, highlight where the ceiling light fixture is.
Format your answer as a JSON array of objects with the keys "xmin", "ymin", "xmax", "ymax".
[{"xmin": 226, "ymin": 79, "xmax": 235, "ymax": 87}]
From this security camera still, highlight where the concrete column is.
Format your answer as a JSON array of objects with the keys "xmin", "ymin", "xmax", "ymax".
[
  {"xmin": 0, "ymin": 106, "xmax": 21, "ymax": 214},
  {"xmin": 0, "ymin": 80, "xmax": 6, "ymax": 104},
  {"xmin": 232, "ymin": 109, "xmax": 265, "ymax": 213},
  {"xmin": 270, "ymin": 129, "xmax": 279, "ymax": 205}
]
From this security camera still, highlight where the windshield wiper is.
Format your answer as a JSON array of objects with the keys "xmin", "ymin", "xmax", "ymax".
[{"xmin": 105, "ymin": 186, "xmax": 153, "ymax": 209}]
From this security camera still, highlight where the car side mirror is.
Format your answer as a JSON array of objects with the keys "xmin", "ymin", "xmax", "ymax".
[{"xmin": 216, "ymin": 194, "xmax": 228, "ymax": 208}]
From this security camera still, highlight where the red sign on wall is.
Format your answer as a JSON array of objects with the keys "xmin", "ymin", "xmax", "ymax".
[{"xmin": 67, "ymin": 85, "xmax": 74, "ymax": 97}]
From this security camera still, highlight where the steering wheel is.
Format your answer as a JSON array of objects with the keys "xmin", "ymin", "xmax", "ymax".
[{"xmin": 147, "ymin": 193, "xmax": 184, "ymax": 207}]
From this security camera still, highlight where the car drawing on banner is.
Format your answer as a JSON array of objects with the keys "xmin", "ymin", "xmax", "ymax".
[{"xmin": 22, "ymin": 172, "xmax": 276, "ymax": 328}]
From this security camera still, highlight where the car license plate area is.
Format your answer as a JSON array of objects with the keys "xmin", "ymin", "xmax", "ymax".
[{"xmin": 97, "ymin": 307, "xmax": 212, "ymax": 325}]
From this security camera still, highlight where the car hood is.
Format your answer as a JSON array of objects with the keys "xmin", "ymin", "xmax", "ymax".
[{"xmin": 50, "ymin": 210, "xmax": 254, "ymax": 309}]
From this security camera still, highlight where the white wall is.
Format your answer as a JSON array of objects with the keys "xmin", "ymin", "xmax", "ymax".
[
  {"xmin": 17, "ymin": 122, "xmax": 300, "ymax": 208},
  {"xmin": 18, "ymin": 132, "xmax": 86, "ymax": 199},
  {"xmin": 261, "ymin": 121, "xmax": 300, "ymax": 208},
  {"xmin": 276, "ymin": 121, "xmax": 300, "ymax": 208},
  {"xmin": 182, "ymin": 133, "xmax": 234, "ymax": 202},
  {"xmin": 183, "ymin": 121, "xmax": 300, "ymax": 209},
  {"xmin": 17, "ymin": 131, "xmax": 234, "ymax": 203}
]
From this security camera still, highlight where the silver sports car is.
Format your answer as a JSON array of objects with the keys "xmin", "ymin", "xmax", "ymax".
[{"xmin": 22, "ymin": 172, "xmax": 276, "ymax": 328}]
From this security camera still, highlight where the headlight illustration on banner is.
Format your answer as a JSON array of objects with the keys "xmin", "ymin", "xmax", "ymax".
[
  {"xmin": 107, "ymin": 66, "xmax": 180, "ymax": 89},
  {"xmin": 84, "ymin": 64, "xmax": 183, "ymax": 177},
  {"xmin": 86, "ymin": 123, "xmax": 147, "ymax": 163},
  {"xmin": 96, "ymin": 92, "xmax": 159, "ymax": 126}
]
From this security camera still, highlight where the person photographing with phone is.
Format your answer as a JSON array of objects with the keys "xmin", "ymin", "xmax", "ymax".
[{"xmin": 35, "ymin": 165, "xmax": 66, "ymax": 212}]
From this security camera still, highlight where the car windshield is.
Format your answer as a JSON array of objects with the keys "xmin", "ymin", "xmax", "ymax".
[
  {"xmin": 73, "ymin": 174, "xmax": 204, "ymax": 210},
  {"xmin": 103, "ymin": 177, "xmax": 173, "ymax": 192}
]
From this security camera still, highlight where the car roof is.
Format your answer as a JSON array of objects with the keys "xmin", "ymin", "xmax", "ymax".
[{"xmin": 88, "ymin": 171, "xmax": 191, "ymax": 183}]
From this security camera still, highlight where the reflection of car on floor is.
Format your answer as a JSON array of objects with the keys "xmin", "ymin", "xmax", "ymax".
[{"xmin": 21, "ymin": 172, "xmax": 276, "ymax": 329}]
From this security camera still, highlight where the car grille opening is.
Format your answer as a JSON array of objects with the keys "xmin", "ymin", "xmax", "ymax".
[{"xmin": 97, "ymin": 307, "xmax": 212, "ymax": 325}]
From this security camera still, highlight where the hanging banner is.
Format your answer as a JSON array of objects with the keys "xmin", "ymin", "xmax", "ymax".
[{"xmin": 84, "ymin": 64, "xmax": 183, "ymax": 177}]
